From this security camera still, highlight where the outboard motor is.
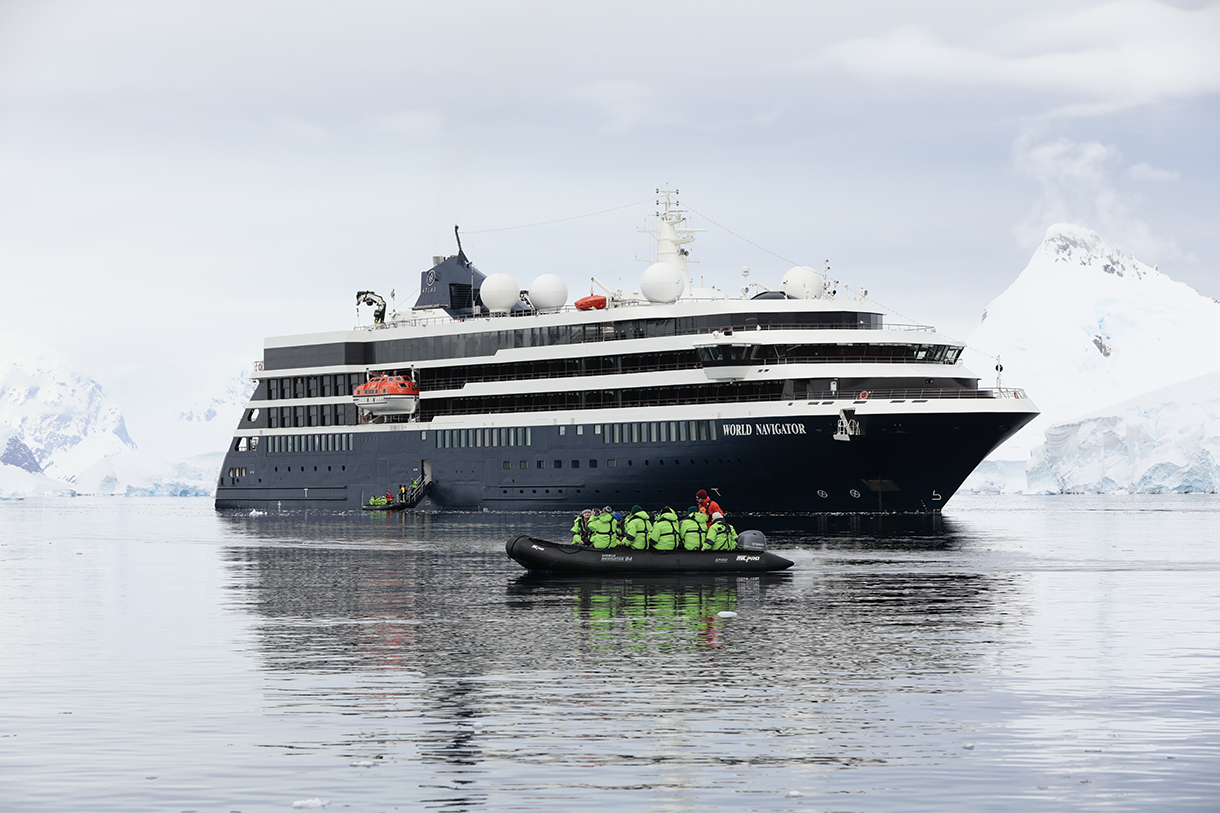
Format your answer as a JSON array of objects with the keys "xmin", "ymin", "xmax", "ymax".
[{"xmin": 736, "ymin": 530, "xmax": 767, "ymax": 551}]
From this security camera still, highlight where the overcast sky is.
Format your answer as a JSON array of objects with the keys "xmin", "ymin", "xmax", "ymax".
[{"xmin": 1, "ymin": 1, "xmax": 1217, "ymax": 430}]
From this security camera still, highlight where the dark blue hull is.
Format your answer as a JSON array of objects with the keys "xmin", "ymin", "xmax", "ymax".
[{"xmin": 216, "ymin": 409, "xmax": 1035, "ymax": 513}]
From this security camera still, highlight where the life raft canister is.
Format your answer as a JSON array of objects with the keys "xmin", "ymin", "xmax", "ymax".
[{"xmin": 575, "ymin": 295, "xmax": 607, "ymax": 310}]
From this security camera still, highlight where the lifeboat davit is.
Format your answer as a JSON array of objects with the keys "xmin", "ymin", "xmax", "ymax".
[
  {"xmin": 353, "ymin": 374, "xmax": 420, "ymax": 416},
  {"xmin": 575, "ymin": 295, "xmax": 607, "ymax": 311}
]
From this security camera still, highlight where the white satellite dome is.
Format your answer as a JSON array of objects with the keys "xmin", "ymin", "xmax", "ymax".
[
  {"xmin": 781, "ymin": 266, "xmax": 821, "ymax": 300},
  {"xmin": 480, "ymin": 272, "xmax": 520, "ymax": 313},
  {"xmin": 641, "ymin": 262, "xmax": 684, "ymax": 304},
  {"xmin": 528, "ymin": 273, "xmax": 568, "ymax": 311}
]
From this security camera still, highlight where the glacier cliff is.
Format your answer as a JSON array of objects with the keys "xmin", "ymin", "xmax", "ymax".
[{"xmin": 1027, "ymin": 371, "xmax": 1220, "ymax": 494}]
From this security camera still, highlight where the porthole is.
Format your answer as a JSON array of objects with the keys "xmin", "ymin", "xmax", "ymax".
[
  {"xmin": 248, "ymin": 408, "xmax": 260, "ymax": 422},
  {"xmin": 817, "ymin": 490, "xmax": 828, "ymax": 498},
  {"xmin": 850, "ymin": 489, "xmax": 861, "ymax": 498}
]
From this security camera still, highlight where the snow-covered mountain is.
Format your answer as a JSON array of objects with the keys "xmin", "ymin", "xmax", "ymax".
[
  {"xmin": 0, "ymin": 335, "xmax": 136, "ymax": 482},
  {"xmin": 963, "ymin": 224, "xmax": 1220, "ymax": 463},
  {"xmin": 1027, "ymin": 370, "xmax": 1220, "ymax": 494},
  {"xmin": 74, "ymin": 370, "xmax": 256, "ymax": 496}
]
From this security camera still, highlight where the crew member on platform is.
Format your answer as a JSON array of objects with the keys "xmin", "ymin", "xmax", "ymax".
[
  {"xmin": 623, "ymin": 505, "xmax": 651, "ymax": 550},
  {"xmin": 696, "ymin": 490, "xmax": 722, "ymax": 528}
]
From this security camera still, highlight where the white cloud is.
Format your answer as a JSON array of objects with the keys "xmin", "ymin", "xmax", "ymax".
[
  {"xmin": 369, "ymin": 110, "xmax": 444, "ymax": 138},
  {"xmin": 1127, "ymin": 162, "xmax": 1180, "ymax": 182},
  {"xmin": 1011, "ymin": 131, "xmax": 1184, "ymax": 261},
  {"xmin": 574, "ymin": 80, "xmax": 681, "ymax": 134},
  {"xmin": 807, "ymin": 1, "xmax": 1220, "ymax": 114}
]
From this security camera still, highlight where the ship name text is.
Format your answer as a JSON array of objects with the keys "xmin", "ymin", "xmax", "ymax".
[{"xmin": 720, "ymin": 422, "xmax": 808, "ymax": 437}]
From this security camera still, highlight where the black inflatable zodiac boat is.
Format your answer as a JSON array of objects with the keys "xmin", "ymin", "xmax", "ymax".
[{"xmin": 505, "ymin": 533, "xmax": 794, "ymax": 574}]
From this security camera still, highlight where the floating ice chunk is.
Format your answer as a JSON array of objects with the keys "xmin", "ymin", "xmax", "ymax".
[
  {"xmin": 350, "ymin": 760, "xmax": 374, "ymax": 767},
  {"xmin": 292, "ymin": 800, "xmax": 329, "ymax": 809},
  {"xmin": 717, "ymin": 611, "xmax": 738, "ymax": 618},
  {"xmin": 787, "ymin": 790, "xmax": 803, "ymax": 796},
  {"xmin": 963, "ymin": 743, "xmax": 975, "ymax": 750}
]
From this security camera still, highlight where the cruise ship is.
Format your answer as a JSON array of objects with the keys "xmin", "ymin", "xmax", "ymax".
[{"xmin": 215, "ymin": 192, "xmax": 1038, "ymax": 513}]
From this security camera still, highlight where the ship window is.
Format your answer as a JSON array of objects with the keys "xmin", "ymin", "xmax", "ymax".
[
  {"xmin": 558, "ymin": 425, "xmax": 566, "ymax": 436},
  {"xmin": 248, "ymin": 408, "xmax": 259, "ymax": 422},
  {"xmin": 474, "ymin": 430, "xmax": 482, "ymax": 448},
  {"xmin": 308, "ymin": 405, "xmax": 318, "ymax": 426},
  {"xmin": 710, "ymin": 422, "xmax": 717, "ymax": 440},
  {"xmin": 661, "ymin": 422, "xmax": 669, "ymax": 442},
  {"xmin": 236, "ymin": 438, "xmax": 247, "ymax": 452},
  {"xmin": 503, "ymin": 461, "xmax": 511, "ymax": 469},
  {"xmin": 577, "ymin": 425, "xmax": 584, "ymax": 435},
  {"xmin": 270, "ymin": 411, "xmax": 279, "ymax": 429},
  {"xmin": 589, "ymin": 459, "xmax": 598, "ymax": 468},
  {"xmin": 630, "ymin": 424, "xmax": 638, "ymax": 443},
  {"xmin": 323, "ymin": 376, "xmax": 333, "ymax": 398},
  {"xmin": 459, "ymin": 430, "xmax": 466, "ymax": 448},
  {"xmin": 554, "ymin": 460, "xmax": 562, "ymax": 469},
  {"xmin": 537, "ymin": 460, "xmax": 545, "ymax": 469},
  {"xmin": 679, "ymin": 422, "xmax": 687, "ymax": 441},
  {"xmin": 689, "ymin": 420, "xmax": 697, "ymax": 440},
  {"xmin": 519, "ymin": 461, "xmax": 527, "ymax": 469},
  {"xmin": 571, "ymin": 460, "xmax": 579, "ymax": 468},
  {"xmin": 308, "ymin": 376, "xmax": 318, "ymax": 398},
  {"xmin": 526, "ymin": 427, "xmax": 532, "ymax": 446},
  {"xmin": 613, "ymin": 424, "xmax": 620, "ymax": 443},
  {"xmin": 593, "ymin": 425, "xmax": 600, "ymax": 435},
  {"xmin": 250, "ymin": 437, "xmax": 259, "ymax": 451},
  {"xmin": 607, "ymin": 459, "xmax": 616, "ymax": 468},
  {"xmin": 650, "ymin": 422, "xmax": 658, "ymax": 443},
  {"xmin": 699, "ymin": 421, "xmax": 708, "ymax": 441}
]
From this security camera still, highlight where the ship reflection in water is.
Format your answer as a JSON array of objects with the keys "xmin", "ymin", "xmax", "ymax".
[{"xmin": 217, "ymin": 509, "xmax": 1017, "ymax": 803}]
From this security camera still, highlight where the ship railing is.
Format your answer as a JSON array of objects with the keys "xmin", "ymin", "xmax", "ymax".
[
  {"xmin": 353, "ymin": 311, "xmax": 937, "ymax": 337},
  {"xmin": 418, "ymin": 387, "xmax": 1031, "ymax": 418},
  {"xmin": 417, "ymin": 356, "xmax": 972, "ymax": 391}
]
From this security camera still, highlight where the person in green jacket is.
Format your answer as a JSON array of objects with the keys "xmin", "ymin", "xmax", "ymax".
[
  {"xmin": 678, "ymin": 506, "xmax": 707, "ymax": 551},
  {"xmin": 622, "ymin": 505, "xmax": 651, "ymax": 550},
  {"xmin": 704, "ymin": 512, "xmax": 738, "ymax": 550},
  {"xmin": 588, "ymin": 506, "xmax": 617, "ymax": 548},
  {"xmin": 648, "ymin": 507, "xmax": 681, "ymax": 551},
  {"xmin": 570, "ymin": 509, "xmax": 593, "ymax": 545}
]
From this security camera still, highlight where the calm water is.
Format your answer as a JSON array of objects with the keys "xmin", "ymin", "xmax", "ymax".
[{"xmin": 1, "ymin": 495, "xmax": 1217, "ymax": 812}]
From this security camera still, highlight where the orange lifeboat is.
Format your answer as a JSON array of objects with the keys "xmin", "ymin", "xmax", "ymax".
[
  {"xmin": 575, "ymin": 295, "xmax": 607, "ymax": 311},
  {"xmin": 353, "ymin": 374, "xmax": 420, "ymax": 416}
]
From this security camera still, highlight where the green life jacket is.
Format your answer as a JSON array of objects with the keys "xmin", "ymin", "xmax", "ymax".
[
  {"xmin": 679, "ymin": 513, "xmax": 707, "ymax": 550},
  {"xmin": 588, "ymin": 513, "xmax": 616, "ymax": 548},
  {"xmin": 623, "ymin": 510, "xmax": 651, "ymax": 550},
  {"xmin": 570, "ymin": 516, "xmax": 591, "ymax": 545},
  {"xmin": 706, "ymin": 519, "xmax": 738, "ymax": 551},
  {"xmin": 648, "ymin": 510, "xmax": 681, "ymax": 550}
]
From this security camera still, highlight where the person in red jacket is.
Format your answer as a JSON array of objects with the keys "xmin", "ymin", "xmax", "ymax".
[{"xmin": 695, "ymin": 489, "xmax": 722, "ymax": 528}]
